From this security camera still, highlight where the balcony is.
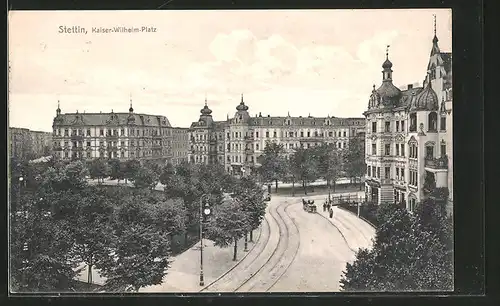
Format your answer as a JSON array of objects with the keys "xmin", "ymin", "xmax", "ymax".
[
  {"xmin": 424, "ymin": 155, "xmax": 448, "ymax": 169},
  {"xmin": 70, "ymin": 135, "xmax": 83, "ymax": 141},
  {"xmin": 244, "ymin": 136, "xmax": 254, "ymax": 141},
  {"xmin": 381, "ymin": 178, "xmax": 392, "ymax": 185},
  {"xmin": 106, "ymin": 134, "xmax": 119, "ymax": 140}
]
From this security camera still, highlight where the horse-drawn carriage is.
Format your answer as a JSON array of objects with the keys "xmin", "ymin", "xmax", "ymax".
[{"xmin": 302, "ymin": 199, "xmax": 317, "ymax": 213}]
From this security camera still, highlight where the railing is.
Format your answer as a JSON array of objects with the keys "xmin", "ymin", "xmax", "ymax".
[
  {"xmin": 70, "ymin": 135, "xmax": 84, "ymax": 141},
  {"xmin": 425, "ymin": 155, "xmax": 448, "ymax": 169},
  {"xmin": 244, "ymin": 136, "xmax": 254, "ymax": 141},
  {"xmin": 381, "ymin": 178, "xmax": 392, "ymax": 185}
]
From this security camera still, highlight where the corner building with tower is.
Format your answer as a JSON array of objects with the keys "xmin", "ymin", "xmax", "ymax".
[
  {"xmin": 189, "ymin": 95, "xmax": 365, "ymax": 176},
  {"xmin": 363, "ymin": 25, "xmax": 453, "ymax": 213}
]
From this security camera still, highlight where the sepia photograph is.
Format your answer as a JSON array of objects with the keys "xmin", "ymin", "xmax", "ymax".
[{"xmin": 8, "ymin": 9, "xmax": 453, "ymax": 293}]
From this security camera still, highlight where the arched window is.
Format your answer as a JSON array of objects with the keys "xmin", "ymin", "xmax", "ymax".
[
  {"xmin": 428, "ymin": 112, "xmax": 438, "ymax": 132},
  {"xmin": 409, "ymin": 113, "xmax": 417, "ymax": 132},
  {"xmin": 425, "ymin": 141, "xmax": 435, "ymax": 159}
]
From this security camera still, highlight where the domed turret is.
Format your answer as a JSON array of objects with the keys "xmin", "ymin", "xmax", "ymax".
[
  {"xmin": 411, "ymin": 80, "xmax": 439, "ymax": 111},
  {"xmin": 200, "ymin": 98, "xmax": 212, "ymax": 116},
  {"xmin": 236, "ymin": 93, "xmax": 249, "ymax": 111},
  {"xmin": 382, "ymin": 58, "xmax": 393, "ymax": 69}
]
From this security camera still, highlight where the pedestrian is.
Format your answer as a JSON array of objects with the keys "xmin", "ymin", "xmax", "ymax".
[
  {"xmin": 329, "ymin": 207, "xmax": 333, "ymax": 218},
  {"xmin": 323, "ymin": 202, "xmax": 326, "ymax": 212}
]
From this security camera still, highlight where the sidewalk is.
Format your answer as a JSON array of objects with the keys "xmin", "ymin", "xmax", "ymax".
[
  {"xmin": 304, "ymin": 193, "xmax": 375, "ymax": 252},
  {"xmin": 139, "ymin": 228, "xmax": 262, "ymax": 292},
  {"xmin": 75, "ymin": 228, "xmax": 262, "ymax": 292}
]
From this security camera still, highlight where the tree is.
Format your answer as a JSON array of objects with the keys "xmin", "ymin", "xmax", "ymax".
[
  {"xmin": 100, "ymin": 223, "xmax": 171, "ymax": 292},
  {"xmin": 340, "ymin": 202, "xmax": 453, "ymax": 291},
  {"xmin": 101, "ymin": 193, "xmax": 172, "ymax": 292},
  {"xmin": 258, "ymin": 142, "xmax": 287, "ymax": 192},
  {"xmin": 344, "ymin": 134, "xmax": 366, "ymax": 190},
  {"xmin": 290, "ymin": 146, "xmax": 320, "ymax": 195},
  {"xmin": 108, "ymin": 159, "xmax": 125, "ymax": 184},
  {"xmin": 132, "ymin": 167, "xmax": 159, "ymax": 190},
  {"xmin": 10, "ymin": 194, "xmax": 80, "ymax": 292},
  {"xmin": 88, "ymin": 158, "xmax": 110, "ymax": 184},
  {"xmin": 206, "ymin": 198, "xmax": 250, "ymax": 261},
  {"xmin": 313, "ymin": 143, "xmax": 343, "ymax": 199},
  {"xmin": 282, "ymin": 158, "xmax": 298, "ymax": 196},
  {"xmin": 159, "ymin": 163, "xmax": 176, "ymax": 186},
  {"xmin": 233, "ymin": 176, "xmax": 267, "ymax": 243},
  {"xmin": 123, "ymin": 159, "xmax": 141, "ymax": 184},
  {"xmin": 58, "ymin": 187, "xmax": 116, "ymax": 285}
]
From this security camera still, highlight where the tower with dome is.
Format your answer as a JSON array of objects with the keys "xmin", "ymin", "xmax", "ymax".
[{"xmin": 363, "ymin": 19, "xmax": 453, "ymax": 214}]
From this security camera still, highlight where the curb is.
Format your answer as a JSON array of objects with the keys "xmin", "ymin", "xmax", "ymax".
[
  {"xmin": 199, "ymin": 223, "xmax": 264, "ymax": 292},
  {"xmin": 314, "ymin": 211, "xmax": 357, "ymax": 253}
]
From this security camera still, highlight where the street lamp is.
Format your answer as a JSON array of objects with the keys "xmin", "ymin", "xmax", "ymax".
[{"xmin": 199, "ymin": 194, "xmax": 211, "ymax": 287}]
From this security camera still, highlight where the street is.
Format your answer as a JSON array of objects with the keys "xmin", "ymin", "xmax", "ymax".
[{"xmin": 200, "ymin": 194, "xmax": 375, "ymax": 292}]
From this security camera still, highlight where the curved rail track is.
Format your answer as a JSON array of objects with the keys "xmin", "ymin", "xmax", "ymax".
[{"xmin": 202, "ymin": 199, "xmax": 301, "ymax": 292}]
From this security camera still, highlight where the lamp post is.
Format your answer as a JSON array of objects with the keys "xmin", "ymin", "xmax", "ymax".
[{"xmin": 199, "ymin": 194, "xmax": 211, "ymax": 287}]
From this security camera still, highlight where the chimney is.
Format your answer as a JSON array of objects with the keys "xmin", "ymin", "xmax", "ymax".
[{"xmin": 407, "ymin": 84, "xmax": 413, "ymax": 89}]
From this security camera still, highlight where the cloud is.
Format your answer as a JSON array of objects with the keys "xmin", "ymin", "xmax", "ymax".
[{"xmin": 356, "ymin": 30, "xmax": 400, "ymax": 64}]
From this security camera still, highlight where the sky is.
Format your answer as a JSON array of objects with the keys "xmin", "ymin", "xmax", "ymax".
[{"xmin": 8, "ymin": 9, "xmax": 452, "ymax": 132}]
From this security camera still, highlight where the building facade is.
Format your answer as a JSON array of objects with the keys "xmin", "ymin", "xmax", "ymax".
[
  {"xmin": 363, "ymin": 27, "xmax": 452, "ymax": 213},
  {"xmin": 9, "ymin": 127, "xmax": 52, "ymax": 161},
  {"xmin": 189, "ymin": 95, "xmax": 365, "ymax": 175},
  {"xmin": 171, "ymin": 127, "xmax": 190, "ymax": 165},
  {"xmin": 51, "ymin": 101, "xmax": 174, "ymax": 164}
]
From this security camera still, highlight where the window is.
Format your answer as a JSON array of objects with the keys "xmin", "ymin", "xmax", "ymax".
[
  {"xmin": 428, "ymin": 112, "xmax": 438, "ymax": 131},
  {"xmin": 329, "ymin": 132, "xmax": 333, "ymax": 137},
  {"xmin": 372, "ymin": 122, "xmax": 377, "ymax": 133},
  {"xmin": 289, "ymin": 132, "xmax": 294, "ymax": 137},
  {"xmin": 100, "ymin": 129, "xmax": 104, "ymax": 136},
  {"xmin": 396, "ymin": 121, "xmax": 400, "ymax": 132},
  {"xmin": 121, "ymin": 129, "xmax": 125, "ymax": 136},
  {"xmin": 385, "ymin": 121, "xmax": 391, "ymax": 132},
  {"xmin": 266, "ymin": 131, "xmax": 269, "ymax": 138},
  {"xmin": 396, "ymin": 167, "xmax": 400, "ymax": 179},
  {"xmin": 377, "ymin": 167, "xmax": 380, "ymax": 178},
  {"xmin": 300, "ymin": 131, "xmax": 304, "ymax": 137},
  {"xmin": 121, "ymin": 141, "xmax": 125, "ymax": 147},
  {"xmin": 338, "ymin": 142, "xmax": 341, "ymax": 148},
  {"xmin": 401, "ymin": 144, "xmax": 405, "ymax": 156},
  {"xmin": 396, "ymin": 144, "xmax": 400, "ymax": 156},
  {"xmin": 343, "ymin": 131, "xmax": 347, "ymax": 137},
  {"xmin": 401, "ymin": 121, "xmax": 405, "ymax": 132},
  {"xmin": 87, "ymin": 152, "xmax": 91, "ymax": 158},
  {"xmin": 440, "ymin": 116, "xmax": 446, "ymax": 131},
  {"xmin": 256, "ymin": 132, "xmax": 259, "ymax": 138},
  {"xmin": 441, "ymin": 143, "xmax": 446, "ymax": 156},
  {"xmin": 256, "ymin": 144, "xmax": 259, "ymax": 150},
  {"xmin": 86, "ymin": 129, "xmax": 90, "ymax": 136},
  {"xmin": 307, "ymin": 132, "xmax": 311, "ymax": 137},
  {"xmin": 409, "ymin": 113, "xmax": 417, "ymax": 132},
  {"xmin": 86, "ymin": 141, "xmax": 91, "ymax": 147},
  {"xmin": 385, "ymin": 144, "xmax": 390, "ymax": 155},
  {"xmin": 409, "ymin": 144, "xmax": 418, "ymax": 158},
  {"xmin": 426, "ymin": 146, "xmax": 434, "ymax": 159},
  {"xmin": 401, "ymin": 168, "xmax": 405, "ymax": 181},
  {"xmin": 367, "ymin": 165, "xmax": 371, "ymax": 176},
  {"xmin": 372, "ymin": 144, "xmax": 377, "ymax": 155},
  {"xmin": 64, "ymin": 129, "xmax": 69, "ymax": 136},
  {"xmin": 273, "ymin": 131, "xmax": 277, "ymax": 138},
  {"xmin": 385, "ymin": 167, "xmax": 391, "ymax": 179}
]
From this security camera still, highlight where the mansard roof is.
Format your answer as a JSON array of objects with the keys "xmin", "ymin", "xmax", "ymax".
[{"xmin": 53, "ymin": 112, "xmax": 171, "ymax": 127}]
